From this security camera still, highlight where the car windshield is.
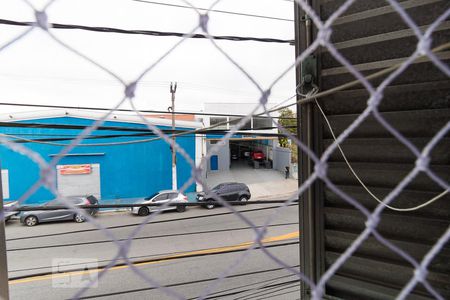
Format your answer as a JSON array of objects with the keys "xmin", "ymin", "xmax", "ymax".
[
  {"xmin": 44, "ymin": 197, "xmax": 84, "ymax": 206},
  {"xmin": 212, "ymin": 184, "xmax": 222, "ymax": 191}
]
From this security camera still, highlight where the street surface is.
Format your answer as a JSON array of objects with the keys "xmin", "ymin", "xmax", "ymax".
[{"xmin": 5, "ymin": 203, "xmax": 300, "ymax": 299}]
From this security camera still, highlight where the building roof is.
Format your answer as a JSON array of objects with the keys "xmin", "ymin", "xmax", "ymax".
[
  {"xmin": 147, "ymin": 114, "xmax": 197, "ymax": 121},
  {"xmin": 0, "ymin": 109, "xmax": 203, "ymax": 129},
  {"xmin": 203, "ymin": 102, "xmax": 280, "ymax": 117}
]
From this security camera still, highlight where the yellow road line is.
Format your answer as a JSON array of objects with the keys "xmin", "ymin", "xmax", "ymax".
[{"xmin": 9, "ymin": 231, "xmax": 299, "ymax": 285}]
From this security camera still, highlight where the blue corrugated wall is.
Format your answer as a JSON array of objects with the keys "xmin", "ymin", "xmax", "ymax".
[{"xmin": 0, "ymin": 117, "xmax": 196, "ymax": 204}]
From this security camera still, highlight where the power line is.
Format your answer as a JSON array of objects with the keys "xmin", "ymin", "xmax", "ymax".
[
  {"xmin": 281, "ymin": 41, "xmax": 450, "ymax": 110},
  {"xmin": 0, "ymin": 18, "xmax": 295, "ymax": 44},
  {"xmin": 6, "ymin": 42, "xmax": 446, "ymax": 148},
  {"xmin": 132, "ymin": 0, "xmax": 294, "ymax": 22},
  {"xmin": 1, "ymin": 125, "xmax": 294, "ymax": 146},
  {"xmin": 0, "ymin": 102, "xmax": 294, "ymax": 119},
  {"xmin": 80, "ymin": 268, "xmax": 299, "ymax": 299},
  {"xmin": 141, "ymin": 41, "xmax": 450, "ymax": 144},
  {"xmin": 0, "ymin": 121, "xmax": 295, "ymax": 135},
  {"xmin": 4, "ymin": 124, "xmax": 294, "ymax": 137},
  {"xmin": 7, "ymin": 222, "xmax": 296, "ymax": 252},
  {"xmin": 6, "ymin": 204, "xmax": 296, "ymax": 242}
]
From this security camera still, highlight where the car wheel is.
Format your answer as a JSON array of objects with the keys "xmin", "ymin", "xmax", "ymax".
[
  {"xmin": 74, "ymin": 214, "xmax": 86, "ymax": 223},
  {"xmin": 239, "ymin": 196, "xmax": 249, "ymax": 205},
  {"xmin": 88, "ymin": 207, "xmax": 98, "ymax": 216},
  {"xmin": 24, "ymin": 216, "xmax": 38, "ymax": 227},
  {"xmin": 176, "ymin": 205, "xmax": 186, "ymax": 213},
  {"xmin": 138, "ymin": 207, "xmax": 150, "ymax": 216},
  {"xmin": 205, "ymin": 200, "xmax": 215, "ymax": 210}
]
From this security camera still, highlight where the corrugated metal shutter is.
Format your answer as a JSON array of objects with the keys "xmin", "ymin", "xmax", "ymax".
[
  {"xmin": 57, "ymin": 164, "xmax": 101, "ymax": 199},
  {"xmin": 298, "ymin": 0, "xmax": 450, "ymax": 299}
]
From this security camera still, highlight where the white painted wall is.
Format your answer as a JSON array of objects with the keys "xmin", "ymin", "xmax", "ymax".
[
  {"xmin": 1, "ymin": 169, "xmax": 9, "ymax": 200},
  {"xmin": 195, "ymin": 134, "xmax": 207, "ymax": 192},
  {"xmin": 206, "ymin": 140, "xmax": 230, "ymax": 172}
]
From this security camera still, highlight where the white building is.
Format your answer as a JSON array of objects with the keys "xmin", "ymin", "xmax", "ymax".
[{"xmin": 198, "ymin": 103, "xmax": 291, "ymax": 174}]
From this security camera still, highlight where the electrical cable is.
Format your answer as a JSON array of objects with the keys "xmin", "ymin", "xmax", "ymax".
[
  {"xmin": 277, "ymin": 41, "xmax": 450, "ymax": 111},
  {"xmin": 237, "ymin": 281, "xmax": 299, "ymax": 300},
  {"xmin": 6, "ymin": 204, "xmax": 297, "ymax": 241},
  {"xmin": 1, "ymin": 23, "xmax": 447, "ymax": 148},
  {"xmin": 132, "ymin": 0, "xmax": 294, "ymax": 22},
  {"xmin": 191, "ymin": 274, "xmax": 296, "ymax": 300},
  {"xmin": 0, "ymin": 18, "xmax": 295, "ymax": 44},
  {"xmin": 314, "ymin": 97, "xmax": 449, "ymax": 212},
  {"xmin": 0, "ymin": 125, "xmax": 294, "ymax": 146},
  {"xmin": 2, "ymin": 125, "xmax": 293, "ymax": 137},
  {"xmin": 0, "ymin": 93, "xmax": 297, "ymax": 147},
  {"xmin": 74, "ymin": 264, "xmax": 300, "ymax": 299},
  {"xmin": 0, "ymin": 102, "xmax": 295, "ymax": 119},
  {"xmin": 6, "ymin": 222, "xmax": 297, "ymax": 252},
  {"xmin": 136, "ymin": 41, "xmax": 450, "ymax": 145},
  {"xmin": 196, "ymin": 280, "xmax": 299, "ymax": 300},
  {"xmin": 247, "ymin": 287, "xmax": 301, "ymax": 300},
  {"xmin": 0, "ymin": 121, "xmax": 295, "ymax": 134},
  {"xmin": 9, "ymin": 242, "xmax": 299, "ymax": 283},
  {"xmin": 261, "ymin": 94, "xmax": 297, "ymax": 111}
]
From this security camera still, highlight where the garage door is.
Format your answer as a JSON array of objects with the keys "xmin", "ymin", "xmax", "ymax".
[{"xmin": 56, "ymin": 164, "xmax": 101, "ymax": 199}]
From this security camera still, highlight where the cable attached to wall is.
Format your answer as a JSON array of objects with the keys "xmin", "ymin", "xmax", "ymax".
[{"xmin": 314, "ymin": 97, "xmax": 449, "ymax": 212}]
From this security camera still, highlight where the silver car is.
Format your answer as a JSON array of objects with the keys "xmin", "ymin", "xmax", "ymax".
[
  {"xmin": 3, "ymin": 201, "xmax": 19, "ymax": 222},
  {"xmin": 131, "ymin": 190, "xmax": 188, "ymax": 216},
  {"xmin": 20, "ymin": 196, "xmax": 99, "ymax": 227}
]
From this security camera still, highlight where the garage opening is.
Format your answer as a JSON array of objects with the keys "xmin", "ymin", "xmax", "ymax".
[
  {"xmin": 205, "ymin": 137, "xmax": 297, "ymax": 199},
  {"xmin": 206, "ymin": 137, "xmax": 288, "ymax": 172},
  {"xmin": 229, "ymin": 138, "xmax": 275, "ymax": 170}
]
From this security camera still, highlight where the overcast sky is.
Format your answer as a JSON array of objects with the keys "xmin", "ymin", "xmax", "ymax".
[{"xmin": 0, "ymin": 0, "xmax": 296, "ymax": 115}]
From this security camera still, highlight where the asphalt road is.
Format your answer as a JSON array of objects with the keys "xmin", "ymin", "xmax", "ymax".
[{"xmin": 5, "ymin": 204, "xmax": 300, "ymax": 300}]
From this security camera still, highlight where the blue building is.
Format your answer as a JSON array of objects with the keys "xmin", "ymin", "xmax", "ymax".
[{"xmin": 0, "ymin": 110, "xmax": 202, "ymax": 204}]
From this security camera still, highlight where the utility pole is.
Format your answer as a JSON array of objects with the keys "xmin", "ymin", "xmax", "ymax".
[
  {"xmin": 170, "ymin": 82, "xmax": 178, "ymax": 191},
  {"xmin": 0, "ymin": 163, "xmax": 10, "ymax": 300}
]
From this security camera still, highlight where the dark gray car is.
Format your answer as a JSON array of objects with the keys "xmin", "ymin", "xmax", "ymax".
[
  {"xmin": 196, "ymin": 182, "xmax": 251, "ymax": 209},
  {"xmin": 20, "ymin": 196, "xmax": 99, "ymax": 226}
]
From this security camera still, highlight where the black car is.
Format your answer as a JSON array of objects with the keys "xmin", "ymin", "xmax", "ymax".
[{"xmin": 196, "ymin": 182, "xmax": 251, "ymax": 209}]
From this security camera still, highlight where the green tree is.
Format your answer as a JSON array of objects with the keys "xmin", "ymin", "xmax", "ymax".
[{"xmin": 278, "ymin": 108, "xmax": 298, "ymax": 163}]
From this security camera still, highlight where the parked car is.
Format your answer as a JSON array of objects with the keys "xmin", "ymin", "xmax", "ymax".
[
  {"xmin": 20, "ymin": 195, "xmax": 99, "ymax": 227},
  {"xmin": 131, "ymin": 190, "xmax": 188, "ymax": 216},
  {"xmin": 231, "ymin": 153, "xmax": 239, "ymax": 160},
  {"xmin": 3, "ymin": 201, "xmax": 19, "ymax": 222},
  {"xmin": 251, "ymin": 150, "xmax": 265, "ymax": 161},
  {"xmin": 196, "ymin": 182, "xmax": 251, "ymax": 209}
]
